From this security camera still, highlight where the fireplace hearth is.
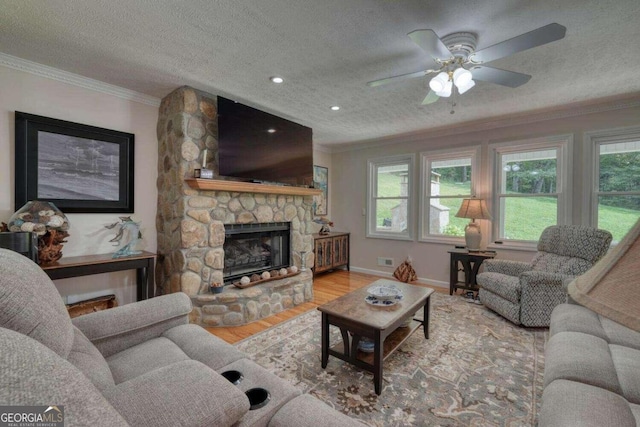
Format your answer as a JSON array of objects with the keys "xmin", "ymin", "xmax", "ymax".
[{"xmin": 224, "ymin": 222, "xmax": 290, "ymax": 284}]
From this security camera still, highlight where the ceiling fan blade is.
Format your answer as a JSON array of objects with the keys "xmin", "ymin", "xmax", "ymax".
[
  {"xmin": 367, "ymin": 69, "xmax": 432, "ymax": 87},
  {"xmin": 408, "ymin": 29, "xmax": 452, "ymax": 63},
  {"xmin": 470, "ymin": 23, "xmax": 566, "ymax": 64},
  {"xmin": 422, "ymin": 90, "xmax": 439, "ymax": 105},
  {"xmin": 471, "ymin": 65, "xmax": 531, "ymax": 88}
]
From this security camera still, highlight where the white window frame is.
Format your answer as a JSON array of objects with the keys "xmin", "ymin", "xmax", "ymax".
[
  {"xmin": 488, "ymin": 134, "xmax": 573, "ymax": 250},
  {"xmin": 584, "ymin": 126, "xmax": 640, "ymax": 233},
  {"xmin": 418, "ymin": 146, "xmax": 481, "ymax": 243},
  {"xmin": 366, "ymin": 154, "xmax": 415, "ymax": 241}
]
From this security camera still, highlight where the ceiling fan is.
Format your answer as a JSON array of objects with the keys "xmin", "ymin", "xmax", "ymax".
[{"xmin": 367, "ymin": 23, "xmax": 566, "ymax": 105}]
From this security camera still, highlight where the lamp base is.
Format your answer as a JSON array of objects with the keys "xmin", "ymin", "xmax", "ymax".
[{"xmin": 464, "ymin": 221, "xmax": 482, "ymax": 252}]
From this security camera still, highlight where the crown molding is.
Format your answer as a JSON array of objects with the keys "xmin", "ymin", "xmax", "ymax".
[
  {"xmin": 328, "ymin": 93, "xmax": 640, "ymax": 153},
  {"xmin": 0, "ymin": 52, "xmax": 161, "ymax": 107}
]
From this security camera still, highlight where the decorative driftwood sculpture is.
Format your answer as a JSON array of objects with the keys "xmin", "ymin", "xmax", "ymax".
[{"xmin": 37, "ymin": 229, "xmax": 69, "ymax": 265}]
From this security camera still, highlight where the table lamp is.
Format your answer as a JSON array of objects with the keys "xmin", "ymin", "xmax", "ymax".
[{"xmin": 455, "ymin": 198, "xmax": 492, "ymax": 251}]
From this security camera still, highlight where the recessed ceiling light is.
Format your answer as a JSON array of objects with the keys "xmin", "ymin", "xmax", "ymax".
[
  {"xmin": 267, "ymin": 128, "xmax": 276, "ymax": 133},
  {"xmin": 270, "ymin": 76, "xmax": 284, "ymax": 84},
  {"xmin": 330, "ymin": 106, "xmax": 340, "ymax": 111}
]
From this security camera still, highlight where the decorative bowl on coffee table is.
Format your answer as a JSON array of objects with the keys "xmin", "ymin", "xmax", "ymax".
[{"xmin": 367, "ymin": 285, "xmax": 401, "ymax": 301}]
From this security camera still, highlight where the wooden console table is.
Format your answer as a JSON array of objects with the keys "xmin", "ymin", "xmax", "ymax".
[{"xmin": 42, "ymin": 251, "xmax": 156, "ymax": 301}]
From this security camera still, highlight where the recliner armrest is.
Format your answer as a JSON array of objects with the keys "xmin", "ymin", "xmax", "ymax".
[
  {"xmin": 73, "ymin": 292, "xmax": 192, "ymax": 357},
  {"xmin": 520, "ymin": 271, "xmax": 573, "ymax": 288},
  {"xmin": 483, "ymin": 259, "xmax": 532, "ymax": 276}
]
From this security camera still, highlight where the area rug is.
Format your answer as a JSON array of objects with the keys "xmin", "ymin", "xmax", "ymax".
[{"xmin": 235, "ymin": 292, "xmax": 547, "ymax": 426}]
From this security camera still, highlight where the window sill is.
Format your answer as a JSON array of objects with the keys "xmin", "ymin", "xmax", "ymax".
[
  {"xmin": 418, "ymin": 236, "xmax": 465, "ymax": 245},
  {"xmin": 365, "ymin": 232, "xmax": 414, "ymax": 241}
]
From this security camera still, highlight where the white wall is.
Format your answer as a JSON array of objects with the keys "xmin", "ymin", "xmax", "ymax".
[
  {"xmin": 0, "ymin": 65, "xmax": 159, "ymax": 305},
  {"xmin": 328, "ymin": 98, "xmax": 640, "ymax": 287}
]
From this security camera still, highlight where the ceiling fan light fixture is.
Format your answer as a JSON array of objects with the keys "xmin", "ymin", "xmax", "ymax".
[
  {"xmin": 435, "ymin": 80, "xmax": 453, "ymax": 97},
  {"xmin": 457, "ymin": 79, "xmax": 475, "ymax": 95},
  {"xmin": 453, "ymin": 68, "xmax": 472, "ymax": 87},
  {"xmin": 429, "ymin": 72, "xmax": 449, "ymax": 93}
]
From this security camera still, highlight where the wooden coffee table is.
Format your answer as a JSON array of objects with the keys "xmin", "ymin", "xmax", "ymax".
[{"xmin": 318, "ymin": 279, "xmax": 434, "ymax": 395}]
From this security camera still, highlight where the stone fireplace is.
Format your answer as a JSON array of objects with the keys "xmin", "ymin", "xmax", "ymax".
[{"xmin": 155, "ymin": 86, "xmax": 316, "ymax": 327}]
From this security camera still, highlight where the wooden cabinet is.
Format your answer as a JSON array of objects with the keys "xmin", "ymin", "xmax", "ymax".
[{"xmin": 313, "ymin": 232, "xmax": 350, "ymax": 274}]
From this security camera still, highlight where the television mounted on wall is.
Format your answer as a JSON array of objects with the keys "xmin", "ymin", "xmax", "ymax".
[{"xmin": 217, "ymin": 97, "xmax": 313, "ymax": 186}]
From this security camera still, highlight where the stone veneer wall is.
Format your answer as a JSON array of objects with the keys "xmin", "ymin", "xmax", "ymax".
[{"xmin": 156, "ymin": 86, "xmax": 316, "ymax": 326}]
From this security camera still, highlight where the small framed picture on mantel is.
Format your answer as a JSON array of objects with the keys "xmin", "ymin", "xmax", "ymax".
[{"xmin": 313, "ymin": 165, "xmax": 328, "ymax": 216}]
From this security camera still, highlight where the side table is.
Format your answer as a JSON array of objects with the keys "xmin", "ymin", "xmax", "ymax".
[{"xmin": 448, "ymin": 249, "xmax": 496, "ymax": 295}]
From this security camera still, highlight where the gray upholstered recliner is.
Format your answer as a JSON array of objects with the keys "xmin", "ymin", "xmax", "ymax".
[
  {"xmin": 477, "ymin": 225, "xmax": 612, "ymax": 327},
  {"xmin": 0, "ymin": 249, "xmax": 359, "ymax": 427}
]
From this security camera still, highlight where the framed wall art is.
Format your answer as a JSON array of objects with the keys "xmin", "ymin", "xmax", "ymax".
[
  {"xmin": 15, "ymin": 112, "xmax": 135, "ymax": 213},
  {"xmin": 313, "ymin": 165, "xmax": 328, "ymax": 216}
]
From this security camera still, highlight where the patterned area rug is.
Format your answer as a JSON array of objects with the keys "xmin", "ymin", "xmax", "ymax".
[{"xmin": 235, "ymin": 292, "xmax": 547, "ymax": 426}]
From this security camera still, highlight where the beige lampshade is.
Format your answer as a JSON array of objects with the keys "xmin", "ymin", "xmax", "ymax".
[
  {"xmin": 455, "ymin": 198, "xmax": 492, "ymax": 220},
  {"xmin": 569, "ymin": 218, "xmax": 640, "ymax": 332}
]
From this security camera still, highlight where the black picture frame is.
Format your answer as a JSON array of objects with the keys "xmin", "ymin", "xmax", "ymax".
[{"xmin": 15, "ymin": 112, "xmax": 135, "ymax": 213}]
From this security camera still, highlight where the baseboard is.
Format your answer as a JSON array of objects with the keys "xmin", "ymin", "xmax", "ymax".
[{"xmin": 349, "ymin": 266, "xmax": 448, "ymax": 289}]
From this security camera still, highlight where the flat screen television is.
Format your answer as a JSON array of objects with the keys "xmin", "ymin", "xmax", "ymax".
[{"xmin": 217, "ymin": 96, "xmax": 313, "ymax": 186}]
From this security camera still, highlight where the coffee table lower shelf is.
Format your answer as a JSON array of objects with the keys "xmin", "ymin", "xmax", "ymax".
[{"xmin": 328, "ymin": 319, "xmax": 422, "ymax": 367}]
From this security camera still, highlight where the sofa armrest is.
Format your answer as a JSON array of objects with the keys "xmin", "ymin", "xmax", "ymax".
[
  {"xmin": 483, "ymin": 259, "xmax": 532, "ymax": 276},
  {"xmin": 72, "ymin": 292, "xmax": 192, "ymax": 358}
]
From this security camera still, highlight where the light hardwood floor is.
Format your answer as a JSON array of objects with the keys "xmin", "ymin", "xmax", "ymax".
[{"xmin": 206, "ymin": 270, "xmax": 447, "ymax": 344}]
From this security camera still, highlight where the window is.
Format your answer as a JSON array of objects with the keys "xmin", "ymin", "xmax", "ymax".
[
  {"xmin": 491, "ymin": 136, "xmax": 572, "ymax": 243},
  {"xmin": 419, "ymin": 147, "xmax": 479, "ymax": 240},
  {"xmin": 367, "ymin": 155, "xmax": 414, "ymax": 240},
  {"xmin": 588, "ymin": 128, "xmax": 640, "ymax": 242}
]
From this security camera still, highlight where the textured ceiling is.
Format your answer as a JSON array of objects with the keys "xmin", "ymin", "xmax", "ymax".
[{"xmin": 1, "ymin": 0, "xmax": 639, "ymax": 146}]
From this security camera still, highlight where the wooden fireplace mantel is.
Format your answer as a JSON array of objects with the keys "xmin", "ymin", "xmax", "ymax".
[{"xmin": 185, "ymin": 178, "xmax": 322, "ymax": 196}]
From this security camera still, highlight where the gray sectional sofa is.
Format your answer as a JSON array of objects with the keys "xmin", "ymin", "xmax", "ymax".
[
  {"xmin": 540, "ymin": 303, "xmax": 640, "ymax": 426},
  {"xmin": 0, "ymin": 249, "xmax": 360, "ymax": 427}
]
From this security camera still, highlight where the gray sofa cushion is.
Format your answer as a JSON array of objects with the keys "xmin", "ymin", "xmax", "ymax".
[
  {"xmin": 542, "ymin": 304, "xmax": 640, "ymax": 427},
  {"xmin": 105, "ymin": 360, "xmax": 249, "ymax": 427},
  {"xmin": 0, "ymin": 249, "xmax": 74, "ymax": 358},
  {"xmin": 544, "ymin": 331, "xmax": 622, "ymax": 395},
  {"xmin": 268, "ymin": 394, "xmax": 364, "ymax": 427},
  {"xmin": 107, "ymin": 337, "xmax": 190, "ymax": 384},
  {"xmin": 601, "ymin": 317, "xmax": 640, "ymax": 351},
  {"xmin": 68, "ymin": 326, "xmax": 115, "ymax": 391},
  {"xmin": 549, "ymin": 303, "xmax": 608, "ymax": 340},
  {"xmin": 540, "ymin": 379, "xmax": 637, "ymax": 427},
  {"xmin": 0, "ymin": 327, "xmax": 129, "ymax": 427},
  {"xmin": 162, "ymin": 323, "xmax": 246, "ymax": 370},
  {"xmin": 610, "ymin": 345, "xmax": 640, "ymax": 405}
]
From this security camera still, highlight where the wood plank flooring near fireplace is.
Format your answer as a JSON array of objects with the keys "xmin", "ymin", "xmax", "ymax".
[{"xmin": 207, "ymin": 271, "xmax": 447, "ymax": 344}]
